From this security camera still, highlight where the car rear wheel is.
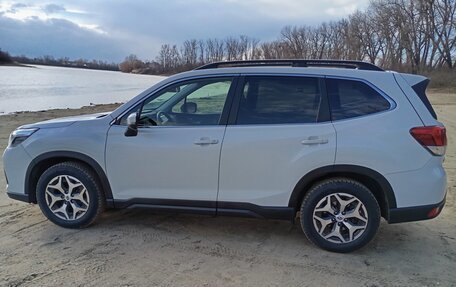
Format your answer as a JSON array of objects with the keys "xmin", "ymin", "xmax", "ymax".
[
  {"xmin": 300, "ymin": 178, "xmax": 380, "ymax": 253},
  {"xmin": 36, "ymin": 162, "xmax": 105, "ymax": 228}
]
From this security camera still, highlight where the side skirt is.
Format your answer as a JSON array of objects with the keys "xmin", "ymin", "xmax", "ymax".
[{"xmin": 110, "ymin": 198, "xmax": 295, "ymax": 221}]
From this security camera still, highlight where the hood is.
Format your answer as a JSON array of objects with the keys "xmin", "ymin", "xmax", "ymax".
[{"xmin": 19, "ymin": 112, "xmax": 112, "ymax": 129}]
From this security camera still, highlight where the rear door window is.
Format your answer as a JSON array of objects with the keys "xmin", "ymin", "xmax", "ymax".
[
  {"xmin": 236, "ymin": 76, "xmax": 322, "ymax": 125},
  {"xmin": 326, "ymin": 78, "xmax": 391, "ymax": 121}
]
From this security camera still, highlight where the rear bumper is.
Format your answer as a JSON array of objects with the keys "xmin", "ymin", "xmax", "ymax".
[
  {"xmin": 385, "ymin": 158, "xmax": 446, "ymax": 208},
  {"xmin": 7, "ymin": 191, "xmax": 31, "ymax": 203},
  {"xmin": 388, "ymin": 197, "xmax": 445, "ymax": 223}
]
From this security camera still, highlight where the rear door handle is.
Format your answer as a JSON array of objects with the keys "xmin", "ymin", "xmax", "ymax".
[
  {"xmin": 194, "ymin": 137, "xmax": 219, "ymax": 145},
  {"xmin": 301, "ymin": 137, "xmax": 328, "ymax": 145}
]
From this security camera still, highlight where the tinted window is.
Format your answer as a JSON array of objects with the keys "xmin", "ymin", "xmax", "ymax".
[
  {"xmin": 171, "ymin": 81, "xmax": 231, "ymax": 115},
  {"xmin": 327, "ymin": 78, "xmax": 390, "ymax": 120},
  {"xmin": 236, "ymin": 76, "xmax": 322, "ymax": 125}
]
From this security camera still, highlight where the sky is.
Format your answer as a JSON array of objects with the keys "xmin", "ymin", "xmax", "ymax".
[{"xmin": 0, "ymin": 0, "xmax": 369, "ymax": 62}]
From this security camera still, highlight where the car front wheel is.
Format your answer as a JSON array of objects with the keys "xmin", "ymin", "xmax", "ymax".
[{"xmin": 36, "ymin": 161, "xmax": 105, "ymax": 228}]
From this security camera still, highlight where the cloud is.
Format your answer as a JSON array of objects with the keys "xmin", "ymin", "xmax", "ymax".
[
  {"xmin": 0, "ymin": 0, "xmax": 369, "ymax": 61},
  {"xmin": 6, "ymin": 2, "xmax": 27, "ymax": 13},
  {"xmin": 77, "ymin": 0, "xmax": 369, "ymax": 45},
  {"xmin": 324, "ymin": 0, "xmax": 361, "ymax": 16},
  {"xmin": 11, "ymin": 3, "xmax": 28, "ymax": 8},
  {"xmin": 0, "ymin": 14, "xmax": 129, "ymax": 62},
  {"xmin": 42, "ymin": 3, "xmax": 65, "ymax": 14},
  {"xmin": 6, "ymin": 2, "xmax": 28, "ymax": 13}
]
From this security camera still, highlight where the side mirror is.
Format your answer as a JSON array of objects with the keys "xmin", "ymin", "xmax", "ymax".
[
  {"xmin": 124, "ymin": 112, "xmax": 138, "ymax": 137},
  {"xmin": 180, "ymin": 102, "xmax": 197, "ymax": 114}
]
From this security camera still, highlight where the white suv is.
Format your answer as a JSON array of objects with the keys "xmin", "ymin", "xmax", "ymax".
[{"xmin": 3, "ymin": 60, "xmax": 447, "ymax": 252}]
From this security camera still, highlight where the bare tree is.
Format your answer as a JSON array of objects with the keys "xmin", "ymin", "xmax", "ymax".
[
  {"xmin": 181, "ymin": 39, "xmax": 198, "ymax": 68},
  {"xmin": 119, "ymin": 54, "xmax": 145, "ymax": 73},
  {"xmin": 139, "ymin": 0, "xmax": 455, "ymax": 75}
]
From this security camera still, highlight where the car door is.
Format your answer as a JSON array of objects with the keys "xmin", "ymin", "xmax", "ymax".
[
  {"xmin": 106, "ymin": 76, "xmax": 237, "ymax": 210},
  {"xmin": 218, "ymin": 75, "xmax": 336, "ymax": 208}
]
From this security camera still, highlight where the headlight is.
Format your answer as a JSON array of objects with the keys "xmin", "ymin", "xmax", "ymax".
[{"xmin": 8, "ymin": 128, "xmax": 39, "ymax": 147}]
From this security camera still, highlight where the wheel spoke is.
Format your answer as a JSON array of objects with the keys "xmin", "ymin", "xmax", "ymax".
[
  {"xmin": 315, "ymin": 195, "xmax": 335, "ymax": 213},
  {"xmin": 45, "ymin": 190, "xmax": 63, "ymax": 209},
  {"xmin": 47, "ymin": 176, "xmax": 65, "ymax": 195},
  {"xmin": 53, "ymin": 202, "xmax": 70, "ymax": 220},
  {"xmin": 334, "ymin": 193, "xmax": 357, "ymax": 213},
  {"xmin": 65, "ymin": 176, "xmax": 83, "ymax": 195},
  {"xmin": 313, "ymin": 215, "xmax": 333, "ymax": 233},
  {"xmin": 345, "ymin": 202, "xmax": 368, "ymax": 222},
  {"xmin": 324, "ymin": 224, "xmax": 346, "ymax": 243},
  {"xmin": 72, "ymin": 188, "xmax": 90, "ymax": 207},
  {"xmin": 343, "ymin": 221, "xmax": 366, "ymax": 241},
  {"xmin": 69, "ymin": 202, "xmax": 88, "ymax": 220}
]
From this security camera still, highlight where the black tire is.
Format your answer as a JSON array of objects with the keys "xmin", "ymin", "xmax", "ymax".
[
  {"xmin": 36, "ymin": 161, "xmax": 105, "ymax": 228},
  {"xmin": 300, "ymin": 178, "xmax": 380, "ymax": 253}
]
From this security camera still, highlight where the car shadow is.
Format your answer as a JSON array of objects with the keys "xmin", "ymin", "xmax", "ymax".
[{"xmin": 93, "ymin": 207, "xmax": 442, "ymax": 256}]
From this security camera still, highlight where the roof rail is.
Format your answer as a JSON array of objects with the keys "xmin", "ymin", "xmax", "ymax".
[{"xmin": 195, "ymin": 59, "xmax": 384, "ymax": 71}]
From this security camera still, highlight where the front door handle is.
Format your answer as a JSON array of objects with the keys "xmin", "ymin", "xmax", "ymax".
[
  {"xmin": 301, "ymin": 137, "xmax": 329, "ymax": 145},
  {"xmin": 194, "ymin": 137, "xmax": 219, "ymax": 146}
]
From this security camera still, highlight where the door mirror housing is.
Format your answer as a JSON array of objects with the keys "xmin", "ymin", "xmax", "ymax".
[
  {"xmin": 124, "ymin": 112, "xmax": 138, "ymax": 137},
  {"xmin": 180, "ymin": 102, "xmax": 197, "ymax": 114}
]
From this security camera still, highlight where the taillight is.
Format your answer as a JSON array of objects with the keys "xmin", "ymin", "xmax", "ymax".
[
  {"xmin": 410, "ymin": 126, "xmax": 447, "ymax": 156},
  {"xmin": 427, "ymin": 206, "xmax": 442, "ymax": 218}
]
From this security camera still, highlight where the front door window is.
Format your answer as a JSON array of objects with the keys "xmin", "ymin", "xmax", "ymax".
[{"xmin": 137, "ymin": 78, "xmax": 233, "ymax": 126}]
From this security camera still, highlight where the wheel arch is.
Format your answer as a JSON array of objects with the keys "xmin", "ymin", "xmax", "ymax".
[
  {"xmin": 288, "ymin": 165, "xmax": 396, "ymax": 219},
  {"xmin": 25, "ymin": 151, "xmax": 113, "ymax": 205}
]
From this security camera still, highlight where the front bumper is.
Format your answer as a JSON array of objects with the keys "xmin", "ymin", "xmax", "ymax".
[
  {"xmin": 3, "ymin": 144, "xmax": 33, "ymax": 196},
  {"xmin": 388, "ymin": 197, "xmax": 446, "ymax": 223},
  {"xmin": 6, "ymin": 191, "xmax": 31, "ymax": 203}
]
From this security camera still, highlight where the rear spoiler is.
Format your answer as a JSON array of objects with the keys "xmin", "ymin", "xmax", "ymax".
[{"xmin": 400, "ymin": 74, "xmax": 437, "ymax": 120}]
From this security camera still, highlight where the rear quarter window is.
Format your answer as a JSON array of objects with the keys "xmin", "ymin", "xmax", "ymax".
[{"xmin": 327, "ymin": 78, "xmax": 391, "ymax": 121}]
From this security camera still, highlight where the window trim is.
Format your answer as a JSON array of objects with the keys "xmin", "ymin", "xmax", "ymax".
[
  {"xmin": 325, "ymin": 75, "xmax": 397, "ymax": 122},
  {"xmin": 227, "ymin": 74, "xmax": 331, "ymax": 126},
  {"xmin": 114, "ymin": 73, "xmax": 396, "ymax": 126},
  {"xmin": 114, "ymin": 75, "xmax": 239, "ymax": 127}
]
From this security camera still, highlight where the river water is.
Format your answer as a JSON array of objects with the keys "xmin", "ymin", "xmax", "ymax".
[{"xmin": 0, "ymin": 65, "xmax": 165, "ymax": 114}]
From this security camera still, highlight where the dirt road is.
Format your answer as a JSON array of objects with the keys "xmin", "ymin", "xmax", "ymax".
[{"xmin": 0, "ymin": 96, "xmax": 455, "ymax": 287}]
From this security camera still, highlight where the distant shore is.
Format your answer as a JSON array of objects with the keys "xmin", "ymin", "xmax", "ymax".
[
  {"xmin": 0, "ymin": 103, "xmax": 122, "ymax": 117},
  {"xmin": 0, "ymin": 62, "xmax": 35, "ymax": 68}
]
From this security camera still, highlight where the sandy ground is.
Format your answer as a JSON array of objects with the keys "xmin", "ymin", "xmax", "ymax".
[{"xmin": 0, "ymin": 95, "xmax": 455, "ymax": 287}]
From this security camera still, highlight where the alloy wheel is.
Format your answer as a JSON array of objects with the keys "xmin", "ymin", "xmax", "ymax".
[
  {"xmin": 45, "ymin": 175, "xmax": 90, "ymax": 221},
  {"xmin": 312, "ymin": 192, "xmax": 368, "ymax": 243}
]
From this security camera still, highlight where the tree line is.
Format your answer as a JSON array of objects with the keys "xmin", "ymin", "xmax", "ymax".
[
  {"xmin": 0, "ymin": 49, "xmax": 13, "ymax": 64},
  {"xmin": 120, "ymin": 0, "xmax": 455, "ymax": 75}
]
